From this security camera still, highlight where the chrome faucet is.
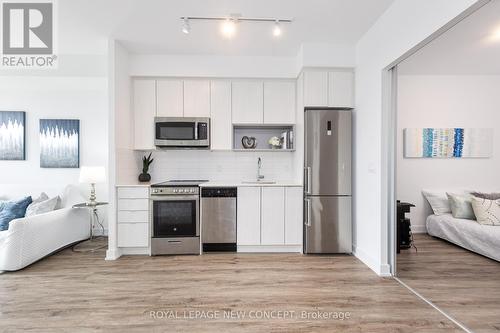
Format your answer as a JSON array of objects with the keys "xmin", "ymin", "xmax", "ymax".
[{"xmin": 257, "ymin": 157, "xmax": 264, "ymax": 180}]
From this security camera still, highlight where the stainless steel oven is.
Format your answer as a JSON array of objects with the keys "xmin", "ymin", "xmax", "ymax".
[
  {"xmin": 154, "ymin": 117, "xmax": 210, "ymax": 148},
  {"xmin": 150, "ymin": 184, "xmax": 201, "ymax": 255}
]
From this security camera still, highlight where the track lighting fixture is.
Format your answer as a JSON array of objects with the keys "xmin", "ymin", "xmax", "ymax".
[{"xmin": 180, "ymin": 15, "xmax": 291, "ymax": 38}]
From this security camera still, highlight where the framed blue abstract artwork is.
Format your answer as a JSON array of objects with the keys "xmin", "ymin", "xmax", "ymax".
[
  {"xmin": 404, "ymin": 128, "xmax": 493, "ymax": 158},
  {"xmin": 0, "ymin": 111, "xmax": 26, "ymax": 160},
  {"xmin": 40, "ymin": 119, "xmax": 80, "ymax": 168}
]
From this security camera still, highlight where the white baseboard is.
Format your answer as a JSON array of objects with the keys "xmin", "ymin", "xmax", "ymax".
[
  {"xmin": 411, "ymin": 224, "xmax": 427, "ymax": 234},
  {"xmin": 237, "ymin": 245, "xmax": 302, "ymax": 253},
  {"xmin": 92, "ymin": 228, "xmax": 108, "ymax": 236},
  {"xmin": 352, "ymin": 244, "xmax": 392, "ymax": 277},
  {"xmin": 120, "ymin": 247, "xmax": 150, "ymax": 255}
]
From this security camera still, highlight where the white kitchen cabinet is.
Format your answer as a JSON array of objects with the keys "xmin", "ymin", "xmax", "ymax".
[
  {"xmin": 232, "ymin": 80, "xmax": 264, "ymax": 124},
  {"xmin": 157, "ymin": 79, "xmax": 183, "ymax": 117},
  {"xmin": 237, "ymin": 187, "xmax": 261, "ymax": 245},
  {"xmin": 261, "ymin": 187, "xmax": 285, "ymax": 245},
  {"xmin": 285, "ymin": 187, "xmax": 303, "ymax": 245},
  {"xmin": 116, "ymin": 186, "xmax": 150, "ymax": 250},
  {"xmin": 263, "ymin": 81, "xmax": 296, "ymax": 124},
  {"xmin": 328, "ymin": 71, "xmax": 354, "ymax": 108},
  {"xmin": 133, "ymin": 79, "xmax": 156, "ymax": 150},
  {"xmin": 184, "ymin": 80, "xmax": 210, "ymax": 117},
  {"xmin": 303, "ymin": 71, "xmax": 328, "ymax": 107},
  {"xmin": 210, "ymin": 80, "xmax": 232, "ymax": 150},
  {"xmin": 117, "ymin": 223, "xmax": 149, "ymax": 247}
]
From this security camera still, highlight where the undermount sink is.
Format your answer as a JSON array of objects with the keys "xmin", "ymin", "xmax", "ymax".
[{"xmin": 242, "ymin": 180, "xmax": 277, "ymax": 184}]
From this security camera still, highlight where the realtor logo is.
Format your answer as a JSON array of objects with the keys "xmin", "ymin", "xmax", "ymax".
[{"xmin": 1, "ymin": 0, "xmax": 57, "ymax": 68}]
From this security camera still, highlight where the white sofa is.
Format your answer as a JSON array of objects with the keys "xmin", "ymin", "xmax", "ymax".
[{"xmin": 0, "ymin": 185, "xmax": 89, "ymax": 271}]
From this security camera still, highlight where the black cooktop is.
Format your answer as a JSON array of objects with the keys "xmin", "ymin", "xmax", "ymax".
[{"xmin": 151, "ymin": 180, "xmax": 209, "ymax": 187}]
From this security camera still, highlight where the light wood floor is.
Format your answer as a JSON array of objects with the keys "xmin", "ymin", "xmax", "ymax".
[
  {"xmin": 0, "ymin": 244, "xmax": 463, "ymax": 333},
  {"xmin": 398, "ymin": 233, "xmax": 500, "ymax": 333}
]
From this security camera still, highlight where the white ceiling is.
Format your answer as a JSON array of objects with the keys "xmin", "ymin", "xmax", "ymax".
[
  {"xmin": 399, "ymin": 0, "xmax": 500, "ymax": 75},
  {"xmin": 58, "ymin": 0, "xmax": 394, "ymax": 56}
]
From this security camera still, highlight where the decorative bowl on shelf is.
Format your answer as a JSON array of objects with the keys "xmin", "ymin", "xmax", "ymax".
[{"xmin": 241, "ymin": 136, "xmax": 257, "ymax": 149}]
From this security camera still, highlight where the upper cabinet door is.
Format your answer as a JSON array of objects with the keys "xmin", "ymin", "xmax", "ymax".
[
  {"xmin": 184, "ymin": 80, "xmax": 210, "ymax": 117},
  {"xmin": 303, "ymin": 71, "xmax": 328, "ymax": 107},
  {"xmin": 210, "ymin": 80, "xmax": 232, "ymax": 150},
  {"xmin": 328, "ymin": 71, "xmax": 354, "ymax": 108},
  {"xmin": 157, "ymin": 79, "xmax": 183, "ymax": 117},
  {"xmin": 231, "ymin": 80, "xmax": 264, "ymax": 124},
  {"xmin": 133, "ymin": 79, "xmax": 156, "ymax": 150},
  {"xmin": 263, "ymin": 81, "xmax": 296, "ymax": 124}
]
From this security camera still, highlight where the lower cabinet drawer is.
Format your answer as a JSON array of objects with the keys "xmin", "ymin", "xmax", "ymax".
[
  {"xmin": 117, "ymin": 199, "xmax": 149, "ymax": 211},
  {"xmin": 117, "ymin": 210, "xmax": 149, "ymax": 223},
  {"xmin": 117, "ymin": 223, "xmax": 149, "ymax": 247}
]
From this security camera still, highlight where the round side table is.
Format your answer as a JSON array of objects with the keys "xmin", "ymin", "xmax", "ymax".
[{"xmin": 72, "ymin": 202, "xmax": 108, "ymax": 252}]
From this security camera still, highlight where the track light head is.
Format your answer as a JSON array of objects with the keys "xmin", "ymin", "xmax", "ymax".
[
  {"xmin": 221, "ymin": 18, "xmax": 237, "ymax": 38},
  {"xmin": 273, "ymin": 20, "xmax": 282, "ymax": 37},
  {"xmin": 182, "ymin": 17, "xmax": 190, "ymax": 34}
]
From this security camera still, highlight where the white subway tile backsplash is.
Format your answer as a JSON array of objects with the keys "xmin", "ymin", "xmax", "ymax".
[{"xmin": 134, "ymin": 150, "xmax": 296, "ymax": 183}]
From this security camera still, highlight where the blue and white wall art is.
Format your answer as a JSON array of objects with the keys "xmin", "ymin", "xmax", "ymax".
[
  {"xmin": 40, "ymin": 119, "xmax": 80, "ymax": 168},
  {"xmin": 404, "ymin": 128, "xmax": 493, "ymax": 158},
  {"xmin": 0, "ymin": 111, "xmax": 26, "ymax": 160}
]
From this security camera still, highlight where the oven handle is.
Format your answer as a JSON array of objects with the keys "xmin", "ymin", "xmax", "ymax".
[
  {"xmin": 151, "ymin": 195, "xmax": 199, "ymax": 201},
  {"xmin": 194, "ymin": 122, "xmax": 198, "ymax": 140}
]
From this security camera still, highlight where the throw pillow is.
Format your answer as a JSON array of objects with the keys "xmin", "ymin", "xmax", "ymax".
[
  {"xmin": 471, "ymin": 196, "xmax": 500, "ymax": 226},
  {"xmin": 422, "ymin": 190, "xmax": 451, "ymax": 215},
  {"xmin": 446, "ymin": 193, "xmax": 475, "ymax": 220},
  {"xmin": 0, "ymin": 196, "xmax": 33, "ymax": 231},
  {"xmin": 25, "ymin": 196, "xmax": 59, "ymax": 217},
  {"xmin": 470, "ymin": 192, "xmax": 500, "ymax": 201},
  {"xmin": 26, "ymin": 192, "xmax": 49, "ymax": 213}
]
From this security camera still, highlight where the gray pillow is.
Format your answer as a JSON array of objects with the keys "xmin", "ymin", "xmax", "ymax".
[
  {"xmin": 471, "ymin": 192, "xmax": 500, "ymax": 200},
  {"xmin": 446, "ymin": 193, "xmax": 476, "ymax": 220},
  {"xmin": 25, "ymin": 196, "xmax": 59, "ymax": 217}
]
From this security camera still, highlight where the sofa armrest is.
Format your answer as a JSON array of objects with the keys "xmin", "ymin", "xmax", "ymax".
[{"xmin": 0, "ymin": 207, "xmax": 90, "ymax": 271}]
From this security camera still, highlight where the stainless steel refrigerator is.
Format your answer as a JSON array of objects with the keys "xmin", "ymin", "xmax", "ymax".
[{"xmin": 304, "ymin": 108, "xmax": 352, "ymax": 254}]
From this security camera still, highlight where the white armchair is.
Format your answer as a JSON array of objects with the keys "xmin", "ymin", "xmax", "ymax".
[{"xmin": 0, "ymin": 185, "xmax": 89, "ymax": 271}]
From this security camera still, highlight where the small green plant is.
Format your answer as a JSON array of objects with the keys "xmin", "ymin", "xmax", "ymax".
[{"xmin": 142, "ymin": 152, "xmax": 154, "ymax": 174}]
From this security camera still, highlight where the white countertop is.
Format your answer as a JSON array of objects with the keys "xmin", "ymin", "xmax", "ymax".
[
  {"xmin": 116, "ymin": 181, "xmax": 302, "ymax": 187},
  {"xmin": 116, "ymin": 183, "xmax": 151, "ymax": 187},
  {"xmin": 199, "ymin": 181, "xmax": 302, "ymax": 187}
]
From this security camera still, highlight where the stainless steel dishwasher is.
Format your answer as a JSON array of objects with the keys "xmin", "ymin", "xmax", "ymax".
[{"xmin": 201, "ymin": 187, "xmax": 237, "ymax": 252}]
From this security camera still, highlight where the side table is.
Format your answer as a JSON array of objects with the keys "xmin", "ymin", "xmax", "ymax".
[{"xmin": 72, "ymin": 202, "xmax": 108, "ymax": 252}]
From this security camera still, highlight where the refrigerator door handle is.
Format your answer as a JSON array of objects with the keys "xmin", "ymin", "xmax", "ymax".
[
  {"xmin": 304, "ymin": 167, "xmax": 312, "ymax": 194},
  {"xmin": 304, "ymin": 198, "xmax": 311, "ymax": 227}
]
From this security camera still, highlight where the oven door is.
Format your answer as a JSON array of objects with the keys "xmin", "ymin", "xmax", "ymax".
[{"xmin": 151, "ymin": 195, "xmax": 199, "ymax": 238}]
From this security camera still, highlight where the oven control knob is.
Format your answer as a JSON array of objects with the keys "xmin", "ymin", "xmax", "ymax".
[
  {"xmin": 173, "ymin": 189, "xmax": 178, "ymax": 193},
  {"xmin": 190, "ymin": 189, "xmax": 195, "ymax": 193}
]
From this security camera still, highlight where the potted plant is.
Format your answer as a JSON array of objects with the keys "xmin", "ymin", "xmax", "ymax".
[{"xmin": 138, "ymin": 152, "xmax": 154, "ymax": 182}]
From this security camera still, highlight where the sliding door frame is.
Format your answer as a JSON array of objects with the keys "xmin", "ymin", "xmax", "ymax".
[{"xmin": 382, "ymin": 0, "xmax": 491, "ymax": 276}]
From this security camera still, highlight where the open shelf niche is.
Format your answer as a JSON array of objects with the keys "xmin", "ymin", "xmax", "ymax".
[{"xmin": 232, "ymin": 124, "xmax": 295, "ymax": 151}]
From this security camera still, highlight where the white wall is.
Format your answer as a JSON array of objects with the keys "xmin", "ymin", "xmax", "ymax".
[
  {"xmin": 397, "ymin": 75, "xmax": 500, "ymax": 232},
  {"xmin": 0, "ymin": 75, "xmax": 109, "ymax": 221},
  {"xmin": 128, "ymin": 42, "xmax": 355, "ymax": 78},
  {"xmin": 354, "ymin": 0, "xmax": 479, "ymax": 276}
]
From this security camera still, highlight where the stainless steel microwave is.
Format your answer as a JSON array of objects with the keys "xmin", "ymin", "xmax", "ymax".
[{"xmin": 154, "ymin": 117, "xmax": 210, "ymax": 148}]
